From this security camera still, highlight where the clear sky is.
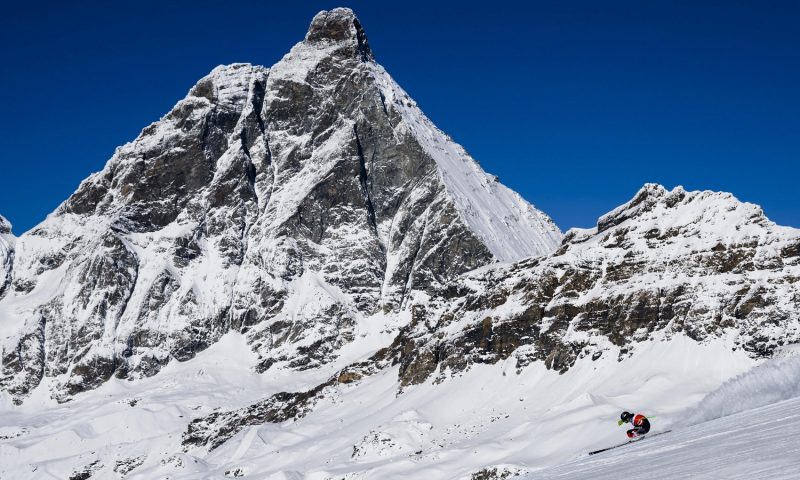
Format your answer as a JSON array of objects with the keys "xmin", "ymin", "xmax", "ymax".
[{"xmin": 1, "ymin": 0, "xmax": 797, "ymax": 234}]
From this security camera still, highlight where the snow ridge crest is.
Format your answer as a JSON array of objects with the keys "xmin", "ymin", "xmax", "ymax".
[{"xmin": 596, "ymin": 183, "xmax": 772, "ymax": 235}]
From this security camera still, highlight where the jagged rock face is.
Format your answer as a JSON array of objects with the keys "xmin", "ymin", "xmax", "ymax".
[
  {"xmin": 0, "ymin": 215, "xmax": 13, "ymax": 299},
  {"xmin": 0, "ymin": 8, "xmax": 560, "ymax": 403},
  {"xmin": 395, "ymin": 185, "xmax": 800, "ymax": 385}
]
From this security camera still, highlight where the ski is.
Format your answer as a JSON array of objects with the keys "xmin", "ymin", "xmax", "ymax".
[{"xmin": 588, "ymin": 430, "xmax": 672, "ymax": 456}]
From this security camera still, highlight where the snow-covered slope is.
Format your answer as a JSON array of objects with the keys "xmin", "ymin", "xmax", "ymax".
[
  {"xmin": 0, "ymin": 8, "xmax": 560, "ymax": 404},
  {"xmin": 0, "ymin": 331, "xmax": 757, "ymax": 479},
  {"xmin": 368, "ymin": 64, "xmax": 559, "ymax": 261},
  {"xmin": 531, "ymin": 376, "xmax": 800, "ymax": 479}
]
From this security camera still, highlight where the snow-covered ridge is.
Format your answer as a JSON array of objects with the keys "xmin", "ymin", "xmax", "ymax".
[
  {"xmin": 561, "ymin": 183, "xmax": 800, "ymax": 265},
  {"xmin": 391, "ymin": 182, "xmax": 800, "ymax": 390},
  {"xmin": 370, "ymin": 63, "xmax": 562, "ymax": 261},
  {"xmin": 597, "ymin": 183, "xmax": 780, "ymax": 235}
]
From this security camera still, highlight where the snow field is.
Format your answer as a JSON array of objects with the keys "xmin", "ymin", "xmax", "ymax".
[
  {"xmin": 686, "ymin": 346, "xmax": 800, "ymax": 426},
  {"xmin": 528, "ymin": 395, "xmax": 800, "ymax": 480},
  {"xmin": 0, "ymin": 331, "xmax": 755, "ymax": 479}
]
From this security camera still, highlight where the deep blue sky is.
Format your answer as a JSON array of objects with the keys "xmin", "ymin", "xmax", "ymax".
[{"xmin": 1, "ymin": 1, "xmax": 797, "ymax": 234}]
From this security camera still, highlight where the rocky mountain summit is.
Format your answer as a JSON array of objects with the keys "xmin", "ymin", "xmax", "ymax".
[{"xmin": 0, "ymin": 8, "xmax": 560, "ymax": 404}]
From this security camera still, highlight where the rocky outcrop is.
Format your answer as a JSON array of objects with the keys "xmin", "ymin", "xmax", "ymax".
[
  {"xmin": 182, "ymin": 339, "xmax": 397, "ymax": 450},
  {"xmin": 0, "ymin": 8, "xmax": 560, "ymax": 403},
  {"xmin": 396, "ymin": 185, "xmax": 800, "ymax": 385},
  {"xmin": 183, "ymin": 383, "xmax": 332, "ymax": 451},
  {"xmin": 471, "ymin": 466, "xmax": 526, "ymax": 480},
  {"xmin": 0, "ymin": 215, "xmax": 13, "ymax": 299}
]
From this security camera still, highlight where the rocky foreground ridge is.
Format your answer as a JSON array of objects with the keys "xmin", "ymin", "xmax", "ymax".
[{"xmin": 0, "ymin": 8, "xmax": 561, "ymax": 404}]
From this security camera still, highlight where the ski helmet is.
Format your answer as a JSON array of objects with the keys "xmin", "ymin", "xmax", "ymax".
[{"xmin": 620, "ymin": 411, "xmax": 633, "ymax": 422}]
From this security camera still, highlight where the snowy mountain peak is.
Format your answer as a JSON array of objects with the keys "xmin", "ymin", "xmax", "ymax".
[
  {"xmin": 0, "ymin": 9, "xmax": 561, "ymax": 404},
  {"xmin": 595, "ymin": 183, "xmax": 773, "ymax": 239},
  {"xmin": 597, "ymin": 183, "xmax": 674, "ymax": 233},
  {"xmin": 557, "ymin": 184, "xmax": 798, "ymax": 277},
  {"xmin": 305, "ymin": 8, "xmax": 372, "ymax": 61}
]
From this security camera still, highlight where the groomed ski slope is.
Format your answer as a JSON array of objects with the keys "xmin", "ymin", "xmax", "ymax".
[
  {"xmin": 529, "ymin": 395, "xmax": 800, "ymax": 480},
  {"xmin": 0, "ymin": 330, "xmax": 762, "ymax": 479}
]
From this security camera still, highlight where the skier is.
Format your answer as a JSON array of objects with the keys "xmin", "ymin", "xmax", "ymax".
[{"xmin": 618, "ymin": 411, "xmax": 650, "ymax": 438}]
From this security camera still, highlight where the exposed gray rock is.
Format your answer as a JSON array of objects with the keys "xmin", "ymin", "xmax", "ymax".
[
  {"xmin": 182, "ymin": 341, "xmax": 397, "ymax": 450},
  {"xmin": 113, "ymin": 456, "xmax": 145, "ymax": 476},
  {"xmin": 471, "ymin": 466, "xmax": 526, "ymax": 480},
  {"xmin": 183, "ymin": 382, "xmax": 332, "ymax": 451},
  {"xmin": 0, "ymin": 214, "xmax": 13, "ymax": 299},
  {"xmin": 68, "ymin": 460, "xmax": 102, "ymax": 480}
]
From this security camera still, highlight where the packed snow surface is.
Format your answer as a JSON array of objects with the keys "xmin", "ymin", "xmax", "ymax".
[
  {"xmin": 686, "ymin": 346, "xmax": 800, "ymax": 425},
  {"xmin": 529, "ymin": 396, "xmax": 800, "ymax": 480}
]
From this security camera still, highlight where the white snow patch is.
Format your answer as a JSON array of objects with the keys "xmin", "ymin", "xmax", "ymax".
[{"xmin": 686, "ymin": 352, "xmax": 800, "ymax": 425}]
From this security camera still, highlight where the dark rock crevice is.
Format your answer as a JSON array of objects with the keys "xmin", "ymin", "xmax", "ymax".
[{"xmin": 353, "ymin": 124, "xmax": 378, "ymax": 237}]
